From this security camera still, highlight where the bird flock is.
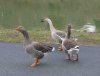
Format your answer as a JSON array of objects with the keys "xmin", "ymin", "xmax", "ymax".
[{"xmin": 15, "ymin": 17, "xmax": 79, "ymax": 68}]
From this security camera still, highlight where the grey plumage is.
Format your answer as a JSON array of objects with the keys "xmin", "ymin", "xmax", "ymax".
[
  {"xmin": 16, "ymin": 26, "xmax": 54, "ymax": 60},
  {"xmin": 56, "ymin": 24, "xmax": 79, "ymax": 60}
]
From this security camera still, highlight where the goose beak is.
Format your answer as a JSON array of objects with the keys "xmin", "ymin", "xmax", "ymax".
[
  {"xmin": 41, "ymin": 19, "xmax": 44, "ymax": 22},
  {"xmin": 15, "ymin": 27, "xmax": 20, "ymax": 31}
]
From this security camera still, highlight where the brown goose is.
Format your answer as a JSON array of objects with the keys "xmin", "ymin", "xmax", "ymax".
[
  {"xmin": 15, "ymin": 26, "xmax": 55, "ymax": 67},
  {"xmin": 41, "ymin": 17, "xmax": 67, "ymax": 50},
  {"xmin": 56, "ymin": 24, "xmax": 79, "ymax": 61}
]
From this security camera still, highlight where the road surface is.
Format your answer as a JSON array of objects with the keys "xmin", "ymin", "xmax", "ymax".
[{"xmin": 0, "ymin": 42, "xmax": 100, "ymax": 76}]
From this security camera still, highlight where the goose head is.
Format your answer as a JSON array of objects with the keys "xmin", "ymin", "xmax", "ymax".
[
  {"xmin": 41, "ymin": 17, "xmax": 53, "ymax": 26},
  {"xmin": 41, "ymin": 17, "xmax": 56, "ymax": 32},
  {"xmin": 15, "ymin": 26, "xmax": 29, "ymax": 39},
  {"xmin": 41, "ymin": 17, "xmax": 50, "ymax": 22},
  {"xmin": 16, "ymin": 26, "xmax": 26, "ymax": 33}
]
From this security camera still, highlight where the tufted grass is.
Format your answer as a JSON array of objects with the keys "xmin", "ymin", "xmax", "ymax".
[
  {"xmin": 0, "ymin": 27, "xmax": 100, "ymax": 46},
  {"xmin": 0, "ymin": 27, "xmax": 54, "ymax": 43},
  {"xmin": 72, "ymin": 31, "xmax": 100, "ymax": 45}
]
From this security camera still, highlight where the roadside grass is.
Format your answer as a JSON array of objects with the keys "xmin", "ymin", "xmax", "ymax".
[
  {"xmin": 72, "ymin": 32, "xmax": 100, "ymax": 45},
  {"xmin": 0, "ymin": 27, "xmax": 54, "ymax": 43},
  {"xmin": 0, "ymin": 0, "xmax": 100, "ymax": 46},
  {"xmin": 0, "ymin": 27, "xmax": 100, "ymax": 45}
]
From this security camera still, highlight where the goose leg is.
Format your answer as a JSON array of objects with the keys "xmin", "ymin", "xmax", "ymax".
[
  {"xmin": 58, "ymin": 40, "xmax": 63, "ymax": 51},
  {"xmin": 58, "ymin": 44, "xmax": 63, "ymax": 51},
  {"xmin": 31, "ymin": 58, "xmax": 38, "ymax": 67},
  {"xmin": 66, "ymin": 51, "xmax": 70, "ymax": 60},
  {"xmin": 37, "ymin": 59, "xmax": 40, "ymax": 65},
  {"xmin": 66, "ymin": 54, "xmax": 70, "ymax": 60},
  {"xmin": 73, "ymin": 54, "xmax": 78, "ymax": 61}
]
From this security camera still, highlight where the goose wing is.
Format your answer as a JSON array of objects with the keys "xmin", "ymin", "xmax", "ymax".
[
  {"xmin": 63, "ymin": 39, "xmax": 77, "ymax": 50},
  {"xmin": 33, "ymin": 42, "xmax": 53, "ymax": 53},
  {"xmin": 55, "ymin": 30, "xmax": 67, "ymax": 43},
  {"xmin": 56, "ymin": 30, "xmax": 67, "ymax": 38}
]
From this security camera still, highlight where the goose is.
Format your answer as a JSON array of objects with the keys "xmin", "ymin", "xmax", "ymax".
[
  {"xmin": 15, "ymin": 26, "xmax": 55, "ymax": 67},
  {"xmin": 41, "ymin": 17, "xmax": 67, "ymax": 50},
  {"xmin": 56, "ymin": 24, "xmax": 79, "ymax": 61},
  {"xmin": 81, "ymin": 23, "xmax": 96, "ymax": 33}
]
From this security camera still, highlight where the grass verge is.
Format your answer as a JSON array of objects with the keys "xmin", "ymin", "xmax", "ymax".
[{"xmin": 0, "ymin": 27, "xmax": 100, "ymax": 46}]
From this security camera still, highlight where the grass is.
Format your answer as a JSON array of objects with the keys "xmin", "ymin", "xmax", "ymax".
[
  {"xmin": 0, "ymin": 27, "xmax": 54, "ymax": 43},
  {"xmin": 0, "ymin": 27, "xmax": 100, "ymax": 46},
  {"xmin": 72, "ymin": 32, "xmax": 100, "ymax": 45},
  {"xmin": 0, "ymin": 0, "xmax": 100, "ymax": 45},
  {"xmin": 0, "ymin": 0, "xmax": 100, "ymax": 29}
]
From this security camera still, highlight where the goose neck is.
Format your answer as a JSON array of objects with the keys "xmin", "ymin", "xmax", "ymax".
[
  {"xmin": 21, "ymin": 31, "xmax": 32, "ymax": 45},
  {"xmin": 47, "ymin": 19, "xmax": 56, "ymax": 32}
]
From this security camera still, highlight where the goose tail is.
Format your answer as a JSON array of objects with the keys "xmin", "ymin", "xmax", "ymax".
[
  {"xmin": 67, "ymin": 24, "xmax": 72, "ymax": 39},
  {"xmin": 51, "ymin": 47, "xmax": 55, "ymax": 52}
]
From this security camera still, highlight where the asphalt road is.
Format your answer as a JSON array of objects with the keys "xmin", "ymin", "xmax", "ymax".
[{"xmin": 0, "ymin": 42, "xmax": 100, "ymax": 76}]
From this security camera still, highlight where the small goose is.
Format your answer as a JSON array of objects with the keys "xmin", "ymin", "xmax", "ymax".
[
  {"xmin": 56, "ymin": 24, "xmax": 79, "ymax": 61},
  {"xmin": 16, "ymin": 26, "xmax": 55, "ymax": 67},
  {"xmin": 41, "ymin": 17, "xmax": 67, "ymax": 50}
]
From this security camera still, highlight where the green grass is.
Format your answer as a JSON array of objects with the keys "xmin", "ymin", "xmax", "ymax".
[
  {"xmin": 72, "ymin": 32, "xmax": 100, "ymax": 45},
  {"xmin": 0, "ymin": 0, "xmax": 100, "ymax": 29},
  {"xmin": 0, "ymin": 0, "xmax": 100, "ymax": 45},
  {"xmin": 0, "ymin": 27, "xmax": 54, "ymax": 43},
  {"xmin": 0, "ymin": 27, "xmax": 100, "ymax": 45}
]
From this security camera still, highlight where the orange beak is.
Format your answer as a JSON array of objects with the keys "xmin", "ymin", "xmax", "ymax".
[{"xmin": 15, "ymin": 27, "xmax": 20, "ymax": 31}]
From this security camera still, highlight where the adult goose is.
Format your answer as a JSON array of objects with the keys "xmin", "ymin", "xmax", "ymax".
[
  {"xmin": 15, "ymin": 26, "xmax": 55, "ymax": 67},
  {"xmin": 41, "ymin": 17, "xmax": 67, "ymax": 50},
  {"xmin": 56, "ymin": 24, "xmax": 79, "ymax": 61}
]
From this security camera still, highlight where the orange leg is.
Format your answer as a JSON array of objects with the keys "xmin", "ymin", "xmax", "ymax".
[
  {"xmin": 37, "ymin": 59, "xmax": 40, "ymax": 65},
  {"xmin": 31, "ymin": 58, "xmax": 39, "ymax": 67}
]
